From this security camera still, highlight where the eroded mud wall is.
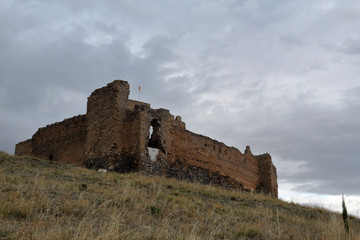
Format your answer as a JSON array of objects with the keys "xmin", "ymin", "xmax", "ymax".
[
  {"xmin": 14, "ymin": 139, "xmax": 32, "ymax": 156},
  {"xmin": 14, "ymin": 79, "xmax": 278, "ymax": 197},
  {"xmin": 85, "ymin": 80, "xmax": 142, "ymax": 172},
  {"xmin": 31, "ymin": 115, "xmax": 87, "ymax": 165},
  {"xmin": 166, "ymin": 126, "xmax": 261, "ymax": 191}
]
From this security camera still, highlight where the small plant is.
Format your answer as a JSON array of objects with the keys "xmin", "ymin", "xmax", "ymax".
[
  {"xmin": 79, "ymin": 183, "xmax": 87, "ymax": 191},
  {"xmin": 0, "ymin": 203, "xmax": 28, "ymax": 220},
  {"xmin": 288, "ymin": 233, "xmax": 295, "ymax": 240},
  {"xmin": 342, "ymin": 194, "xmax": 349, "ymax": 234},
  {"xmin": 0, "ymin": 229, "xmax": 13, "ymax": 238},
  {"xmin": 150, "ymin": 205, "xmax": 161, "ymax": 216}
]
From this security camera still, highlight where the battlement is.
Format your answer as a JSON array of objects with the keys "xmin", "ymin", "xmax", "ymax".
[{"xmin": 15, "ymin": 80, "xmax": 278, "ymax": 197}]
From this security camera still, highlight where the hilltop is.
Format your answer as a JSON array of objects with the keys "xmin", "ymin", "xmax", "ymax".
[{"xmin": 0, "ymin": 151, "xmax": 359, "ymax": 240}]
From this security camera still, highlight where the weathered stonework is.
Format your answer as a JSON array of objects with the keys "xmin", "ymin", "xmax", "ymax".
[{"xmin": 15, "ymin": 80, "xmax": 278, "ymax": 197}]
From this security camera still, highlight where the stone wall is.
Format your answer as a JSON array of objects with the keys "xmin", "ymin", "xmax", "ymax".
[
  {"xmin": 31, "ymin": 115, "xmax": 87, "ymax": 165},
  {"xmin": 166, "ymin": 127, "xmax": 261, "ymax": 191},
  {"xmin": 137, "ymin": 107, "xmax": 174, "ymax": 174},
  {"xmin": 85, "ymin": 81, "xmax": 141, "ymax": 172},
  {"xmin": 131, "ymin": 104, "xmax": 278, "ymax": 196},
  {"xmin": 14, "ymin": 80, "xmax": 278, "ymax": 197},
  {"xmin": 14, "ymin": 139, "xmax": 32, "ymax": 156},
  {"xmin": 128, "ymin": 99, "xmax": 150, "ymax": 111},
  {"xmin": 256, "ymin": 154, "xmax": 278, "ymax": 196}
]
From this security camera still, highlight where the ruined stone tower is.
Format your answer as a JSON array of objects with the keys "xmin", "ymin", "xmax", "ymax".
[{"xmin": 15, "ymin": 80, "xmax": 278, "ymax": 197}]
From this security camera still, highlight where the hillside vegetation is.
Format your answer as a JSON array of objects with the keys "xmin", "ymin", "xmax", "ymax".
[{"xmin": 0, "ymin": 151, "xmax": 359, "ymax": 240}]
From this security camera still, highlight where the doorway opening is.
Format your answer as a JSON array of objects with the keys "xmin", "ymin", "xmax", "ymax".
[{"xmin": 148, "ymin": 119, "xmax": 162, "ymax": 150}]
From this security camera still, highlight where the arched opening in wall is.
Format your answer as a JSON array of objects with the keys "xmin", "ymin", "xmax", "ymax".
[
  {"xmin": 147, "ymin": 119, "xmax": 164, "ymax": 161},
  {"xmin": 48, "ymin": 154, "xmax": 54, "ymax": 161},
  {"xmin": 148, "ymin": 119, "xmax": 162, "ymax": 149}
]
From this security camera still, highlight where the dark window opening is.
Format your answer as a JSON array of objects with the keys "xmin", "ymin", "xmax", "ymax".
[
  {"xmin": 48, "ymin": 154, "xmax": 54, "ymax": 161},
  {"xmin": 148, "ymin": 119, "xmax": 164, "ymax": 152}
]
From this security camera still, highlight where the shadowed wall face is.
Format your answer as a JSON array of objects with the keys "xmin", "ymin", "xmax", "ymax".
[
  {"xmin": 256, "ymin": 154, "xmax": 278, "ymax": 196},
  {"xmin": 14, "ymin": 139, "xmax": 32, "ymax": 156},
  {"xmin": 31, "ymin": 115, "xmax": 87, "ymax": 165},
  {"xmin": 84, "ymin": 80, "xmax": 140, "ymax": 172}
]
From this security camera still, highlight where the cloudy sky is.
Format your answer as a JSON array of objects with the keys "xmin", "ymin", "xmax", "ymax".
[{"xmin": 1, "ymin": 0, "xmax": 359, "ymax": 215}]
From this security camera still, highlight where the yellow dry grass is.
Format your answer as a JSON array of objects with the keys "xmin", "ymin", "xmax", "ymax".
[{"xmin": 0, "ymin": 151, "xmax": 359, "ymax": 240}]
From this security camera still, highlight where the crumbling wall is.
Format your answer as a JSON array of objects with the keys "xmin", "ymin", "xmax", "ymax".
[
  {"xmin": 136, "ymin": 107, "xmax": 277, "ymax": 196},
  {"xmin": 85, "ymin": 80, "xmax": 141, "ymax": 172},
  {"xmin": 14, "ymin": 139, "xmax": 32, "ymax": 156},
  {"xmin": 165, "ymin": 125, "xmax": 261, "ymax": 191},
  {"xmin": 137, "ymin": 108, "xmax": 174, "ymax": 175},
  {"xmin": 256, "ymin": 154, "xmax": 278, "ymax": 197},
  {"xmin": 14, "ymin": 79, "xmax": 278, "ymax": 197},
  {"xmin": 128, "ymin": 99, "xmax": 150, "ymax": 111},
  {"xmin": 31, "ymin": 115, "xmax": 87, "ymax": 165}
]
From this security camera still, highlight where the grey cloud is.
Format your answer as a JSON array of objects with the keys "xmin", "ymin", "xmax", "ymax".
[
  {"xmin": 0, "ymin": 2, "xmax": 184, "ymax": 153},
  {"xmin": 178, "ymin": 76, "xmax": 360, "ymax": 195},
  {"xmin": 1, "ymin": 0, "xmax": 360, "ymax": 197},
  {"xmin": 240, "ymin": 94, "xmax": 360, "ymax": 195},
  {"xmin": 294, "ymin": 177, "xmax": 360, "ymax": 195},
  {"xmin": 341, "ymin": 37, "xmax": 360, "ymax": 55},
  {"xmin": 279, "ymin": 34, "xmax": 304, "ymax": 48},
  {"xmin": 343, "ymin": 86, "xmax": 360, "ymax": 107}
]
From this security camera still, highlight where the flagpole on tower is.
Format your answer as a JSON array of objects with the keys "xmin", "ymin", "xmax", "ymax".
[{"xmin": 138, "ymin": 85, "xmax": 141, "ymax": 101}]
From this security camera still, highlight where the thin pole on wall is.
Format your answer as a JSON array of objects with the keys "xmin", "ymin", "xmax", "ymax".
[
  {"xmin": 138, "ymin": 85, "xmax": 141, "ymax": 101},
  {"xmin": 138, "ymin": 78, "xmax": 141, "ymax": 101}
]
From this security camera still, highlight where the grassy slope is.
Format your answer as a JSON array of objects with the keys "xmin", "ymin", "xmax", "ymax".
[{"xmin": 0, "ymin": 152, "xmax": 359, "ymax": 240}]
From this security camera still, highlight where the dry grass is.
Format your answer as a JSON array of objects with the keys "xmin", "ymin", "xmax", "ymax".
[{"xmin": 0, "ymin": 152, "xmax": 359, "ymax": 240}]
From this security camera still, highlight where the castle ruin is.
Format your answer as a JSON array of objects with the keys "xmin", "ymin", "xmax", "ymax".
[{"xmin": 15, "ymin": 80, "xmax": 278, "ymax": 197}]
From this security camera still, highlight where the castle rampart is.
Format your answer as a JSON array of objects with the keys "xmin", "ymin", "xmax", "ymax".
[{"xmin": 15, "ymin": 80, "xmax": 278, "ymax": 197}]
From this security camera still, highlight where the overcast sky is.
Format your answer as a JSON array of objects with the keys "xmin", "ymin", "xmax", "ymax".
[{"xmin": 1, "ymin": 0, "xmax": 359, "ymax": 214}]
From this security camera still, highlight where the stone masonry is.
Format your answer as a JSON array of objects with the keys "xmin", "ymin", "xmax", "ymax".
[{"xmin": 15, "ymin": 80, "xmax": 278, "ymax": 197}]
